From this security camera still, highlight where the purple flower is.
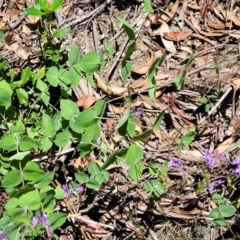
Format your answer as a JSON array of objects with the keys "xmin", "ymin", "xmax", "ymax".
[
  {"xmin": 208, "ymin": 179, "xmax": 224, "ymax": 194},
  {"xmin": 203, "ymin": 150, "xmax": 215, "ymax": 168},
  {"xmin": 62, "ymin": 184, "xmax": 72, "ymax": 197},
  {"xmin": 168, "ymin": 158, "xmax": 182, "ymax": 169},
  {"xmin": 32, "ymin": 216, "xmax": 40, "ymax": 227},
  {"xmin": 232, "ymin": 157, "xmax": 240, "ymax": 175},
  {"xmin": 76, "ymin": 184, "xmax": 84, "ymax": 193},
  {"xmin": 39, "ymin": 213, "xmax": 50, "ymax": 228},
  {"xmin": 135, "ymin": 107, "xmax": 142, "ymax": 117}
]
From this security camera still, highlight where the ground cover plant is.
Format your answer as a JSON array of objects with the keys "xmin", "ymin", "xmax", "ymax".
[{"xmin": 1, "ymin": 0, "xmax": 240, "ymax": 239}]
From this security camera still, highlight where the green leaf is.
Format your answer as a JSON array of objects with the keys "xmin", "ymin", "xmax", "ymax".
[
  {"xmin": 75, "ymin": 172, "xmax": 89, "ymax": 183},
  {"xmin": 10, "ymin": 120, "xmax": 25, "ymax": 134},
  {"xmin": 147, "ymin": 56, "xmax": 164, "ymax": 102},
  {"xmin": 0, "ymin": 60, "xmax": 8, "ymax": 69},
  {"xmin": 94, "ymin": 99, "xmax": 106, "ymax": 117},
  {"xmin": 68, "ymin": 45, "xmax": 81, "ymax": 66},
  {"xmin": 0, "ymin": 134, "xmax": 17, "ymax": 151},
  {"xmin": 199, "ymin": 97, "xmax": 208, "ymax": 104},
  {"xmin": 48, "ymin": 212, "xmax": 67, "ymax": 231},
  {"xmin": 101, "ymin": 148, "xmax": 128, "ymax": 170},
  {"xmin": 143, "ymin": 179, "xmax": 165, "ymax": 197},
  {"xmin": 74, "ymin": 109, "xmax": 96, "ymax": 127},
  {"xmin": 0, "ymin": 88, "xmax": 11, "ymax": 109},
  {"xmin": 20, "ymin": 67, "xmax": 31, "ymax": 85},
  {"xmin": 129, "ymin": 161, "xmax": 144, "ymax": 181},
  {"xmin": 179, "ymin": 129, "xmax": 196, "ymax": 153},
  {"xmin": 54, "ymin": 130, "xmax": 72, "ymax": 147},
  {"xmin": 143, "ymin": 0, "xmax": 154, "ymax": 13},
  {"xmin": 54, "ymin": 27, "xmax": 71, "ymax": 38},
  {"xmin": 41, "ymin": 91, "xmax": 50, "ymax": 106},
  {"xmin": 153, "ymin": 110, "xmax": 165, "ymax": 130},
  {"xmin": 41, "ymin": 137, "xmax": 53, "ymax": 152},
  {"xmin": 24, "ymin": 7, "xmax": 44, "ymax": 17},
  {"xmin": 0, "ymin": 80, "xmax": 12, "ymax": 95},
  {"xmin": 218, "ymin": 205, "xmax": 236, "ymax": 218},
  {"xmin": 82, "ymin": 122, "xmax": 100, "ymax": 143},
  {"xmin": 69, "ymin": 66, "xmax": 81, "ymax": 87},
  {"xmin": 36, "ymin": 79, "xmax": 48, "ymax": 92},
  {"xmin": 19, "ymin": 190, "xmax": 41, "ymax": 210},
  {"xmin": 59, "ymin": 69, "xmax": 70, "ymax": 85},
  {"xmin": 104, "ymin": 39, "xmax": 114, "ymax": 59},
  {"xmin": 88, "ymin": 162, "xmax": 109, "ymax": 184},
  {"xmin": 126, "ymin": 144, "xmax": 143, "ymax": 166},
  {"xmin": 46, "ymin": 66, "xmax": 59, "ymax": 87},
  {"xmin": 86, "ymin": 178, "xmax": 101, "ymax": 190},
  {"xmin": 133, "ymin": 129, "xmax": 153, "ymax": 141},
  {"xmin": 60, "ymin": 99, "xmax": 79, "ymax": 120},
  {"xmin": 80, "ymin": 51, "xmax": 101, "ymax": 74},
  {"xmin": 5, "ymin": 198, "xmax": 19, "ymax": 215},
  {"xmin": 213, "ymin": 219, "xmax": 229, "ymax": 227},
  {"xmin": 174, "ymin": 71, "xmax": 186, "ymax": 90},
  {"xmin": 209, "ymin": 208, "xmax": 220, "ymax": 218},
  {"xmin": 49, "ymin": 0, "xmax": 64, "ymax": 12},
  {"xmin": 19, "ymin": 137, "xmax": 38, "ymax": 151},
  {"xmin": 115, "ymin": 107, "xmax": 130, "ymax": 130},
  {"xmin": 35, "ymin": 172, "xmax": 54, "ymax": 188},
  {"xmin": 121, "ymin": 42, "xmax": 135, "ymax": 81},
  {"xmin": 127, "ymin": 115, "xmax": 135, "ymax": 137},
  {"xmin": 2, "ymin": 169, "xmax": 22, "ymax": 188},
  {"xmin": 118, "ymin": 18, "xmax": 135, "ymax": 40},
  {"xmin": 9, "ymin": 151, "xmax": 30, "ymax": 161},
  {"xmin": 41, "ymin": 191, "xmax": 55, "ymax": 213},
  {"xmin": 39, "ymin": 0, "xmax": 49, "ymax": 11},
  {"xmin": 16, "ymin": 88, "xmax": 28, "ymax": 105},
  {"xmin": 55, "ymin": 186, "xmax": 65, "ymax": 199},
  {"xmin": 23, "ymin": 161, "xmax": 44, "ymax": 181},
  {"xmin": 0, "ymin": 30, "xmax": 3, "ymax": 41},
  {"xmin": 52, "ymin": 112, "xmax": 62, "ymax": 131}
]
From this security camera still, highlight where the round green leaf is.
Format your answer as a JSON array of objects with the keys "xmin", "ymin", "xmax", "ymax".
[
  {"xmin": 46, "ymin": 66, "xmax": 59, "ymax": 87},
  {"xmin": 80, "ymin": 51, "xmax": 101, "ymax": 74},
  {"xmin": 54, "ymin": 130, "xmax": 72, "ymax": 147},
  {"xmin": 2, "ymin": 169, "xmax": 22, "ymax": 188},
  {"xmin": 218, "ymin": 205, "xmax": 236, "ymax": 218},
  {"xmin": 0, "ymin": 88, "xmax": 11, "ymax": 109},
  {"xmin": 126, "ymin": 144, "xmax": 143, "ymax": 166},
  {"xmin": 16, "ymin": 88, "xmax": 28, "ymax": 105},
  {"xmin": 143, "ymin": 179, "xmax": 165, "ymax": 197},
  {"xmin": 60, "ymin": 99, "xmax": 78, "ymax": 120},
  {"xmin": 19, "ymin": 137, "xmax": 38, "ymax": 151},
  {"xmin": 0, "ymin": 134, "xmax": 17, "ymax": 151},
  {"xmin": 48, "ymin": 212, "xmax": 67, "ymax": 231},
  {"xmin": 19, "ymin": 190, "xmax": 41, "ymax": 210},
  {"xmin": 74, "ymin": 109, "xmax": 96, "ymax": 127}
]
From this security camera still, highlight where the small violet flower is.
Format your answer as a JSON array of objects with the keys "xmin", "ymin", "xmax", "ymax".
[
  {"xmin": 62, "ymin": 184, "xmax": 72, "ymax": 197},
  {"xmin": 232, "ymin": 157, "xmax": 240, "ymax": 175},
  {"xmin": 208, "ymin": 179, "xmax": 225, "ymax": 194},
  {"xmin": 168, "ymin": 158, "xmax": 184, "ymax": 175},
  {"xmin": 203, "ymin": 150, "xmax": 215, "ymax": 168},
  {"xmin": 76, "ymin": 184, "xmax": 84, "ymax": 194},
  {"xmin": 135, "ymin": 107, "xmax": 142, "ymax": 117},
  {"xmin": 32, "ymin": 213, "xmax": 50, "ymax": 228}
]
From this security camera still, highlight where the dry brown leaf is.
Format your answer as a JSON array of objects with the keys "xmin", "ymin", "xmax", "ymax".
[
  {"xmin": 215, "ymin": 137, "xmax": 233, "ymax": 153},
  {"xmin": 131, "ymin": 50, "xmax": 154, "ymax": 74},
  {"xmin": 161, "ymin": 1, "xmax": 179, "ymax": 23},
  {"xmin": 159, "ymin": 22, "xmax": 176, "ymax": 54},
  {"xmin": 216, "ymin": 5, "xmax": 240, "ymax": 26},
  {"xmin": 68, "ymin": 157, "xmax": 90, "ymax": 170},
  {"xmin": 162, "ymin": 93, "xmax": 194, "ymax": 120},
  {"xmin": 106, "ymin": 118, "xmax": 116, "ymax": 134},
  {"xmin": 132, "ymin": 79, "xmax": 147, "ymax": 89},
  {"xmin": 76, "ymin": 95, "xmax": 96, "ymax": 109},
  {"xmin": 148, "ymin": 13, "xmax": 160, "ymax": 24},
  {"xmin": 231, "ymin": 78, "xmax": 240, "ymax": 90},
  {"xmin": 181, "ymin": 150, "xmax": 203, "ymax": 158},
  {"xmin": 15, "ymin": 48, "xmax": 31, "ymax": 60},
  {"xmin": 22, "ymin": 24, "xmax": 31, "ymax": 35},
  {"xmin": 229, "ymin": 33, "xmax": 240, "ymax": 39},
  {"xmin": 25, "ymin": 16, "xmax": 40, "ymax": 24},
  {"xmin": 95, "ymin": 73, "xmax": 127, "ymax": 96},
  {"xmin": 108, "ymin": 104, "xmax": 125, "ymax": 114},
  {"xmin": 208, "ymin": 21, "xmax": 232, "ymax": 29},
  {"xmin": 163, "ymin": 32, "xmax": 192, "ymax": 41}
]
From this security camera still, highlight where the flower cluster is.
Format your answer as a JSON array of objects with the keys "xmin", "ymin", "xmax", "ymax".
[
  {"xmin": 208, "ymin": 179, "xmax": 225, "ymax": 194},
  {"xmin": 32, "ymin": 213, "xmax": 52, "ymax": 238},
  {"xmin": 62, "ymin": 183, "xmax": 84, "ymax": 198},
  {"xmin": 203, "ymin": 150, "xmax": 227, "ymax": 168},
  {"xmin": 232, "ymin": 157, "xmax": 240, "ymax": 174},
  {"xmin": 168, "ymin": 158, "xmax": 184, "ymax": 175}
]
